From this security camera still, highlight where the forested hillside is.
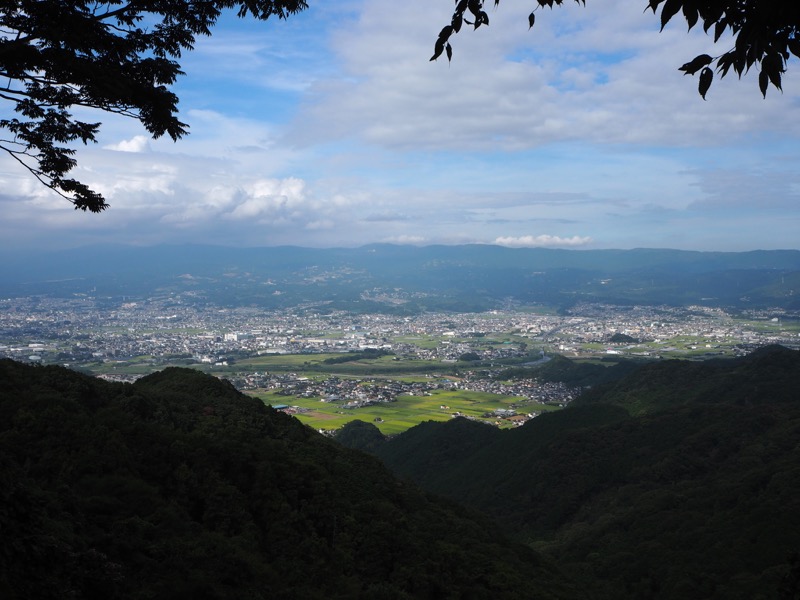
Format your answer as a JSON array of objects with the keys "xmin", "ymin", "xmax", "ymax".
[
  {"xmin": 361, "ymin": 346, "xmax": 800, "ymax": 599},
  {"xmin": 0, "ymin": 359, "xmax": 578, "ymax": 600}
]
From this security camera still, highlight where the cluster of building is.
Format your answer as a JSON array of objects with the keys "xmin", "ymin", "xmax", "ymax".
[
  {"xmin": 1, "ymin": 294, "xmax": 797, "ymax": 369},
  {"xmin": 234, "ymin": 371, "xmax": 574, "ymax": 409}
]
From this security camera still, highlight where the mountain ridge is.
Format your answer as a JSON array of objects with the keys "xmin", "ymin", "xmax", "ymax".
[
  {"xmin": 354, "ymin": 346, "xmax": 800, "ymax": 599},
  {"xmin": 2, "ymin": 244, "xmax": 798, "ymax": 311},
  {"xmin": 0, "ymin": 358, "xmax": 578, "ymax": 600}
]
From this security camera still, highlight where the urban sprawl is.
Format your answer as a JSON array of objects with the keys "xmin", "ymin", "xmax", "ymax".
[{"xmin": 2, "ymin": 294, "xmax": 797, "ymax": 430}]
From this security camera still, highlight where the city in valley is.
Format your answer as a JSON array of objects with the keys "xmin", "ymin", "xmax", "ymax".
[{"xmin": 2, "ymin": 292, "xmax": 797, "ymax": 434}]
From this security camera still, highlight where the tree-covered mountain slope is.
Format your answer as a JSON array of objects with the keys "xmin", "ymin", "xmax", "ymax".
[
  {"xmin": 361, "ymin": 346, "xmax": 800, "ymax": 599},
  {"xmin": 0, "ymin": 359, "xmax": 580, "ymax": 600},
  {"xmin": 573, "ymin": 344, "xmax": 800, "ymax": 415},
  {"xmin": 498, "ymin": 354, "xmax": 642, "ymax": 388}
]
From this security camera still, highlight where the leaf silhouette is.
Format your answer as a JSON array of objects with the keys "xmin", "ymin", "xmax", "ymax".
[
  {"xmin": 714, "ymin": 19, "xmax": 726, "ymax": 42},
  {"xmin": 660, "ymin": 0, "xmax": 681, "ymax": 31},
  {"xmin": 789, "ymin": 39, "xmax": 800, "ymax": 59},
  {"xmin": 759, "ymin": 70, "xmax": 769, "ymax": 97},
  {"xmin": 678, "ymin": 54, "xmax": 712, "ymax": 75},
  {"xmin": 446, "ymin": 43, "xmax": 453, "ymax": 63},
  {"xmin": 698, "ymin": 66, "xmax": 713, "ymax": 99},
  {"xmin": 430, "ymin": 38, "xmax": 445, "ymax": 61},
  {"xmin": 763, "ymin": 54, "xmax": 784, "ymax": 91},
  {"xmin": 682, "ymin": 3, "xmax": 698, "ymax": 30},
  {"xmin": 439, "ymin": 25, "xmax": 454, "ymax": 43},
  {"xmin": 528, "ymin": 12, "xmax": 535, "ymax": 30},
  {"xmin": 767, "ymin": 68, "xmax": 782, "ymax": 90}
]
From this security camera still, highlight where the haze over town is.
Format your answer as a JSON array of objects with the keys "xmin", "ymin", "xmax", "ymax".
[{"xmin": 1, "ymin": 0, "xmax": 799, "ymax": 252}]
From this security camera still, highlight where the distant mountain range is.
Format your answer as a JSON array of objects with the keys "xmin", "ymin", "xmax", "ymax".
[{"xmin": 2, "ymin": 244, "xmax": 799, "ymax": 311}]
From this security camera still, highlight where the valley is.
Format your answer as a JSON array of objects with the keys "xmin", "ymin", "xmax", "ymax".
[{"xmin": 2, "ymin": 289, "xmax": 798, "ymax": 434}]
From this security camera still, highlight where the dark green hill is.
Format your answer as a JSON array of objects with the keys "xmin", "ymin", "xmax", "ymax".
[
  {"xmin": 372, "ymin": 404, "xmax": 630, "ymax": 529},
  {"xmin": 609, "ymin": 332, "xmax": 637, "ymax": 344},
  {"xmin": 369, "ymin": 346, "xmax": 800, "ymax": 599},
  {"xmin": 0, "ymin": 359, "xmax": 579, "ymax": 600},
  {"xmin": 334, "ymin": 419, "xmax": 388, "ymax": 453},
  {"xmin": 575, "ymin": 344, "xmax": 800, "ymax": 415},
  {"xmin": 498, "ymin": 354, "xmax": 642, "ymax": 388}
]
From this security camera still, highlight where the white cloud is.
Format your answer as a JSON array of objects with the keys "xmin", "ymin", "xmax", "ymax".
[
  {"xmin": 494, "ymin": 235, "xmax": 593, "ymax": 248},
  {"xmin": 288, "ymin": 0, "xmax": 800, "ymax": 152},
  {"xmin": 383, "ymin": 235, "xmax": 426, "ymax": 245},
  {"xmin": 105, "ymin": 135, "xmax": 151, "ymax": 153},
  {"xmin": 0, "ymin": 0, "xmax": 797, "ymax": 253}
]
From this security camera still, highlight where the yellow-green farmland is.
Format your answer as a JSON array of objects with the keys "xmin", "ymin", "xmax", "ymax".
[{"xmin": 254, "ymin": 388, "xmax": 560, "ymax": 435}]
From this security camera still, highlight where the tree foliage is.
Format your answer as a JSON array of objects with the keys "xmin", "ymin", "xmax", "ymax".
[
  {"xmin": 0, "ymin": 359, "xmax": 578, "ymax": 599},
  {"xmin": 372, "ymin": 345, "xmax": 800, "ymax": 599},
  {"xmin": 0, "ymin": 1, "xmax": 307, "ymax": 212},
  {"xmin": 435, "ymin": 0, "xmax": 800, "ymax": 99}
]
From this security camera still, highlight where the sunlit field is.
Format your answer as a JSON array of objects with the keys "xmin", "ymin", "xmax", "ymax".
[{"xmin": 255, "ymin": 388, "xmax": 559, "ymax": 435}]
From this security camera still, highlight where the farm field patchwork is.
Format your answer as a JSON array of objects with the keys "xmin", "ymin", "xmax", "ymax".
[{"xmin": 255, "ymin": 388, "xmax": 559, "ymax": 435}]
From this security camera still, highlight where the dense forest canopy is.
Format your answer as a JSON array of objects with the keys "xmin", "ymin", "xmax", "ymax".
[
  {"xmin": 0, "ymin": 358, "xmax": 576, "ymax": 599},
  {"xmin": 353, "ymin": 345, "xmax": 800, "ymax": 599}
]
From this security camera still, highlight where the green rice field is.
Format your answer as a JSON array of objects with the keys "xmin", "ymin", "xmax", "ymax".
[{"xmin": 255, "ymin": 388, "xmax": 559, "ymax": 435}]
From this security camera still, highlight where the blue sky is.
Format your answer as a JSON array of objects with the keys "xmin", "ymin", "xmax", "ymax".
[{"xmin": 1, "ymin": 0, "xmax": 799, "ymax": 251}]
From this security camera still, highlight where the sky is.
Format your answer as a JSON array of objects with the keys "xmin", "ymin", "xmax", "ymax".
[{"xmin": 1, "ymin": 0, "xmax": 800, "ymax": 252}]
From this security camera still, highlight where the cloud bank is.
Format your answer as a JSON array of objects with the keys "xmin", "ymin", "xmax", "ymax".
[
  {"xmin": 494, "ymin": 235, "xmax": 593, "ymax": 248},
  {"xmin": 0, "ymin": 0, "xmax": 798, "ymax": 252}
]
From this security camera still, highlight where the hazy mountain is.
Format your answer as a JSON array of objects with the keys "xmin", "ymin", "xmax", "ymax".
[{"xmin": 2, "ymin": 244, "xmax": 799, "ymax": 310}]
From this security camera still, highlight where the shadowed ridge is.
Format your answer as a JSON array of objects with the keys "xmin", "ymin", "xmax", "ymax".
[
  {"xmin": 575, "ymin": 344, "xmax": 800, "ymax": 415},
  {"xmin": 364, "ymin": 347, "xmax": 800, "ymax": 599},
  {"xmin": 0, "ymin": 359, "xmax": 582, "ymax": 600}
]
